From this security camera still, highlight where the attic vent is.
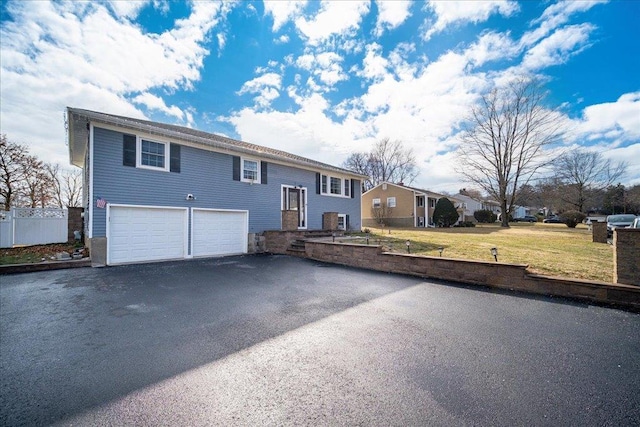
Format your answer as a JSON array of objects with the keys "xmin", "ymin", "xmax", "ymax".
[{"xmin": 382, "ymin": 183, "xmax": 387, "ymax": 190}]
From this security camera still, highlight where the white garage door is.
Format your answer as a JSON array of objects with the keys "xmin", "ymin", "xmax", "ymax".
[
  {"xmin": 108, "ymin": 205, "xmax": 188, "ymax": 265},
  {"xmin": 192, "ymin": 209, "xmax": 248, "ymax": 257}
]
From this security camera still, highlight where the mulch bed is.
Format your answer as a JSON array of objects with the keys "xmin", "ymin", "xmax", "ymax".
[{"xmin": 1, "ymin": 243, "xmax": 87, "ymax": 264}]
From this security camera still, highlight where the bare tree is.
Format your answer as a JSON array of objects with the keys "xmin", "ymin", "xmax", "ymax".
[
  {"xmin": 0, "ymin": 134, "xmax": 29, "ymax": 210},
  {"xmin": 371, "ymin": 201, "xmax": 393, "ymax": 227},
  {"xmin": 459, "ymin": 188, "xmax": 484, "ymax": 200},
  {"xmin": 343, "ymin": 138, "xmax": 418, "ymax": 191},
  {"xmin": 455, "ymin": 78, "xmax": 563, "ymax": 227},
  {"xmin": 63, "ymin": 167, "xmax": 83, "ymax": 208},
  {"xmin": 46, "ymin": 163, "xmax": 63, "ymax": 208},
  {"xmin": 553, "ymin": 149, "xmax": 626, "ymax": 213},
  {"xmin": 22, "ymin": 155, "xmax": 53, "ymax": 208}
]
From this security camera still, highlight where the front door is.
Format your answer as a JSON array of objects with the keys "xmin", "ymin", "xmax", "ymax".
[{"xmin": 282, "ymin": 186, "xmax": 307, "ymax": 229}]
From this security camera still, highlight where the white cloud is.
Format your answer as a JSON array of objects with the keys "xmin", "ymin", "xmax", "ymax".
[
  {"xmin": 132, "ymin": 93, "xmax": 184, "ymax": 121},
  {"xmin": 521, "ymin": 24, "xmax": 594, "ymax": 71},
  {"xmin": 606, "ymin": 144, "xmax": 640, "ymax": 185},
  {"xmin": 295, "ymin": 0, "xmax": 370, "ymax": 46},
  {"xmin": 423, "ymin": 0, "xmax": 519, "ymax": 41},
  {"xmin": 295, "ymin": 51, "xmax": 347, "ymax": 87},
  {"xmin": 263, "ymin": 0, "xmax": 308, "ymax": 32},
  {"xmin": 359, "ymin": 43, "xmax": 389, "ymax": 81},
  {"xmin": 237, "ymin": 73, "xmax": 283, "ymax": 108},
  {"xmin": 0, "ymin": 1, "xmax": 229, "ymax": 165},
  {"xmin": 106, "ymin": 0, "xmax": 150, "ymax": 19},
  {"xmin": 465, "ymin": 31, "xmax": 518, "ymax": 67},
  {"xmin": 374, "ymin": 0, "xmax": 412, "ymax": 36},
  {"xmin": 575, "ymin": 92, "xmax": 640, "ymax": 142}
]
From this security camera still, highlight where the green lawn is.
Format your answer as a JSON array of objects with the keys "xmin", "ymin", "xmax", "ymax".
[{"xmin": 350, "ymin": 223, "xmax": 613, "ymax": 282}]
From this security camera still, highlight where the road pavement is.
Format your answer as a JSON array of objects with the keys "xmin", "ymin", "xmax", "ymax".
[{"xmin": 1, "ymin": 255, "xmax": 639, "ymax": 426}]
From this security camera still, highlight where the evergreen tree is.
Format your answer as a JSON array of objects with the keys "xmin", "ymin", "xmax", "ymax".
[{"xmin": 433, "ymin": 197, "xmax": 459, "ymax": 227}]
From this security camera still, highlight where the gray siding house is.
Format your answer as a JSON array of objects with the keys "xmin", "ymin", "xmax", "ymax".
[{"xmin": 67, "ymin": 108, "xmax": 365, "ymax": 266}]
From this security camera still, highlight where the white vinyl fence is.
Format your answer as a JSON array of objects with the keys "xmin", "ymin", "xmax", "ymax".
[{"xmin": 0, "ymin": 208, "xmax": 68, "ymax": 248}]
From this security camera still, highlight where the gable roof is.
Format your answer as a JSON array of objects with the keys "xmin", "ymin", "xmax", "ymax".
[
  {"xmin": 364, "ymin": 181, "xmax": 459, "ymax": 202},
  {"xmin": 67, "ymin": 107, "xmax": 367, "ymax": 178}
]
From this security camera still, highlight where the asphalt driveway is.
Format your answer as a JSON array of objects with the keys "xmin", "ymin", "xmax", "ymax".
[{"xmin": 1, "ymin": 254, "xmax": 639, "ymax": 426}]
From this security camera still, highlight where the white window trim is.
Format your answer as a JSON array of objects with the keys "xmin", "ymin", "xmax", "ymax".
[
  {"xmin": 241, "ymin": 157, "xmax": 261, "ymax": 184},
  {"xmin": 136, "ymin": 137, "xmax": 170, "ymax": 172},
  {"xmin": 320, "ymin": 174, "xmax": 350, "ymax": 198},
  {"xmin": 372, "ymin": 198, "xmax": 381, "ymax": 208},
  {"xmin": 387, "ymin": 197, "xmax": 396, "ymax": 208},
  {"xmin": 338, "ymin": 214, "xmax": 347, "ymax": 230}
]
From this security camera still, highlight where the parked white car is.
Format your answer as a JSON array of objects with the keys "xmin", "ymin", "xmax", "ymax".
[{"xmin": 628, "ymin": 217, "xmax": 640, "ymax": 229}]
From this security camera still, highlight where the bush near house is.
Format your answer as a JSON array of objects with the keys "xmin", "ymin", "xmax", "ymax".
[
  {"xmin": 560, "ymin": 210, "xmax": 587, "ymax": 228},
  {"xmin": 433, "ymin": 198, "xmax": 459, "ymax": 227},
  {"xmin": 474, "ymin": 209, "xmax": 497, "ymax": 223}
]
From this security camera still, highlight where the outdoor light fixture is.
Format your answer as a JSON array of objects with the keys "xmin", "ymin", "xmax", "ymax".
[
  {"xmin": 438, "ymin": 247, "xmax": 444, "ymax": 257},
  {"xmin": 366, "ymin": 236, "xmax": 370, "ymax": 245},
  {"xmin": 406, "ymin": 240, "xmax": 411, "ymax": 253},
  {"xmin": 490, "ymin": 247, "xmax": 498, "ymax": 262}
]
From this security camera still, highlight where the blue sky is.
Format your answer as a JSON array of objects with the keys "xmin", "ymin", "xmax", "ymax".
[{"xmin": 1, "ymin": 0, "xmax": 638, "ymax": 193}]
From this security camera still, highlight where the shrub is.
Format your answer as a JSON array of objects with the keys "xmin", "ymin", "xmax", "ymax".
[
  {"xmin": 473, "ymin": 210, "xmax": 497, "ymax": 223},
  {"xmin": 559, "ymin": 210, "xmax": 586, "ymax": 228},
  {"xmin": 433, "ymin": 197, "xmax": 460, "ymax": 227}
]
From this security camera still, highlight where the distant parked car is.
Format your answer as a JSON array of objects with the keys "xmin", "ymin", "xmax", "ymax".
[
  {"xmin": 512, "ymin": 215, "xmax": 537, "ymax": 223},
  {"xmin": 543, "ymin": 216, "xmax": 563, "ymax": 224},
  {"xmin": 606, "ymin": 214, "xmax": 637, "ymax": 236}
]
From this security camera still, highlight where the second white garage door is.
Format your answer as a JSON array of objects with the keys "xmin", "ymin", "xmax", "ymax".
[
  {"xmin": 192, "ymin": 209, "xmax": 248, "ymax": 257},
  {"xmin": 108, "ymin": 205, "xmax": 188, "ymax": 265}
]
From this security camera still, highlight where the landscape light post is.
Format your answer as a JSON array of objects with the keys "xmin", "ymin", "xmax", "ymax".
[
  {"xmin": 406, "ymin": 240, "xmax": 411, "ymax": 253},
  {"xmin": 490, "ymin": 247, "xmax": 498, "ymax": 262},
  {"xmin": 438, "ymin": 247, "xmax": 444, "ymax": 257}
]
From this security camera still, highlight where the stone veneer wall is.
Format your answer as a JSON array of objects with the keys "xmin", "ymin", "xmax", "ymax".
[
  {"xmin": 614, "ymin": 228, "xmax": 640, "ymax": 286},
  {"xmin": 262, "ymin": 230, "xmax": 311, "ymax": 254},
  {"xmin": 592, "ymin": 222, "xmax": 607, "ymax": 243},
  {"xmin": 260, "ymin": 239, "xmax": 640, "ymax": 310},
  {"xmin": 281, "ymin": 211, "xmax": 298, "ymax": 231},
  {"xmin": 322, "ymin": 212, "xmax": 338, "ymax": 231}
]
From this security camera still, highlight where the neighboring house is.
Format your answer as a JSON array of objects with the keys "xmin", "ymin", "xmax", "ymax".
[
  {"xmin": 361, "ymin": 182, "xmax": 461, "ymax": 228},
  {"xmin": 454, "ymin": 194, "xmax": 501, "ymax": 222},
  {"xmin": 67, "ymin": 108, "xmax": 365, "ymax": 266}
]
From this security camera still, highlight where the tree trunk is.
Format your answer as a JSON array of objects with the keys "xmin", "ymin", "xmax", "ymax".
[{"xmin": 500, "ymin": 197, "xmax": 510, "ymax": 227}]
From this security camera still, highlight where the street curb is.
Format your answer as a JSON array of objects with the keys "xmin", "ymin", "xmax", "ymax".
[{"xmin": 0, "ymin": 259, "xmax": 92, "ymax": 275}]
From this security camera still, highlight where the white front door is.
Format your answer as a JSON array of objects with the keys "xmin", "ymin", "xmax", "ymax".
[{"xmin": 282, "ymin": 186, "xmax": 307, "ymax": 229}]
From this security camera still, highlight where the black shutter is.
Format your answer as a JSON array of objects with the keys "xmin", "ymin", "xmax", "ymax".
[
  {"xmin": 232, "ymin": 156, "xmax": 240, "ymax": 181},
  {"xmin": 346, "ymin": 214, "xmax": 350, "ymax": 230},
  {"xmin": 123, "ymin": 134, "xmax": 136, "ymax": 167},
  {"xmin": 261, "ymin": 161, "xmax": 268, "ymax": 184},
  {"xmin": 351, "ymin": 180, "xmax": 356, "ymax": 199},
  {"xmin": 316, "ymin": 173, "xmax": 321, "ymax": 194},
  {"xmin": 170, "ymin": 144, "xmax": 180, "ymax": 173}
]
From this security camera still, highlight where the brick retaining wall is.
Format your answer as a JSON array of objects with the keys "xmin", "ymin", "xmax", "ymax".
[
  {"xmin": 266, "ymin": 239, "xmax": 639, "ymax": 311},
  {"xmin": 614, "ymin": 228, "xmax": 640, "ymax": 286}
]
